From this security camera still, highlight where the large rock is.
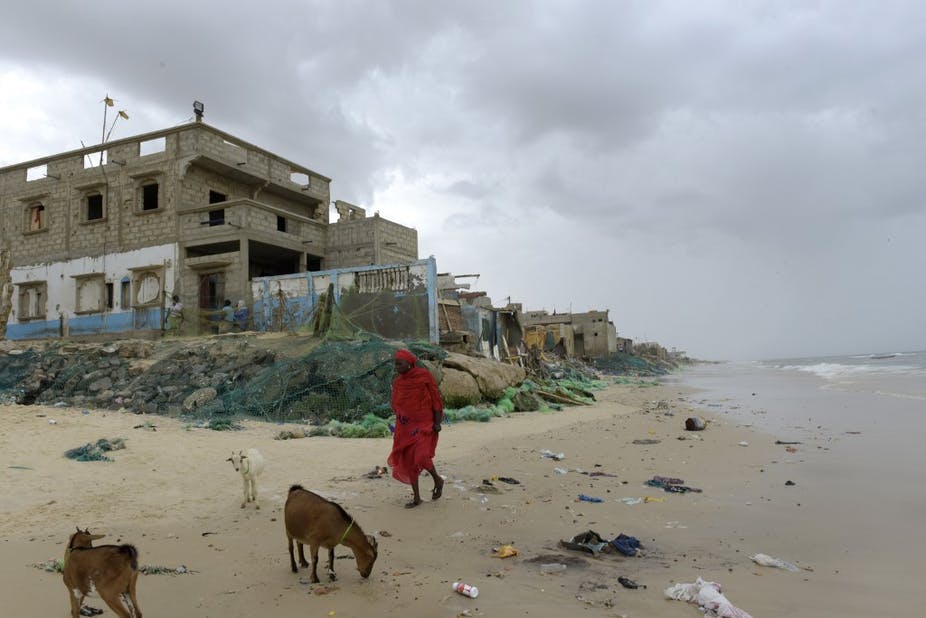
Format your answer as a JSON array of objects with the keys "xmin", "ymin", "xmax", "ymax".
[
  {"xmin": 183, "ymin": 387, "xmax": 218, "ymax": 411},
  {"xmin": 439, "ymin": 367, "xmax": 482, "ymax": 408},
  {"xmin": 442, "ymin": 353, "xmax": 525, "ymax": 400}
]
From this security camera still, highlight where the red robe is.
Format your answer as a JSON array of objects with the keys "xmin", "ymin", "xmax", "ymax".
[{"xmin": 387, "ymin": 366, "xmax": 443, "ymax": 484}]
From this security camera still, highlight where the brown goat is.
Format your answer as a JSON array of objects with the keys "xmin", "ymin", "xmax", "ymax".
[
  {"xmin": 63, "ymin": 528, "xmax": 142, "ymax": 618},
  {"xmin": 284, "ymin": 485, "xmax": 378, "ymax": 583}
]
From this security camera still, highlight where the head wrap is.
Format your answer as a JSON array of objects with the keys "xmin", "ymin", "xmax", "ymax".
[{"xmin": 394, "ymin": 349, "xmax": 417, "ymax": 365}]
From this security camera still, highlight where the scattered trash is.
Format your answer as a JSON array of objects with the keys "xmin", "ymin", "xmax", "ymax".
[
  {"xmin": 553, "ymin": 467, "xmax": 569, "ymax": 474},
  {"xmin": 684, "ymin": 417, "xmax": 706, "ymax": 431},
  {"xmin": 584, "ymin": 471, "xmax": 618, "ymax": 478},
  {"xmin": 363, "ymin": 466, "xmax": 388, "ymax": 479},
  {"xmin": 577, "ymin": 494, "xmax": 604, "ymax": 503},
  {"xmin": 665, "ymin": 577, "xmax": 753, "ymax": 618},
  {"xmin": 785, "ymin": 480, "xmax": 796, "ymax": 486},
  {"xmin": 496, "ymin": 476, "xmax": 521, "ymax": 485},
  {"xmin": 201, "ymin": 531, "xmax": 218, "ymax": 537},
  {"xmin": 738, "ymin": 441, "xmax": 749, "ymax": 447},
  {"xmin": 133, "ymin": 422, "xmax": 158, "ymax": 431},
  {"xmin": 775, "ymin": 440, "xmax": 802, "ymax": 445},
  {"xmin": 618, "ymin": 497, "xmax": 643, "ymax": 505},
  {"xmin": 611, "ymin": 534, "xmax": 642, "ymax": 557},
  {"xmin": 379, "ymin": 530, "xmax": 393, "ymax": 538},
  {"xmin": 540, "ymin": 563, "xmax": 567, "ymax": 574},
  {"xmin": 664, "ymin": 521, "xmax": 687, "ymax": 529},
  {"xmin": 618, "ymin": 576, "xmax": 646, "ymax": 589},
  {"xmin": 80, "ymin": 607, "xmax": 104, "ymax": 616},
  {"xmin": 452, "ymin": 581, "xmax": 479, "ymax": 598},
  {"xmin": 139, "ymin": 564, "xmax": 195, "ymax": 575},
  {"xmin": 8, "ymin": 465, "xmax": 33, "ymax": 470},
  {"xmin": 541, "ymin": 449, "xmax": 565, "ymax": 461},
  {"xmin": 48, "ymin": 419, "xmax": 58, "ymax": 425},
  {"xmin": 64, "ymin": 438, "xmax": 126, "ymax": 462},
  {"xmin": 32, "ymin": 559, "xmax": 65, "ymax": 573},
  {"xmin": 312, "ymin": 585, "xmax": 339, "ymax": 595},
  {"xmin": 750, "ymin": 553, "xmax": 800, "ymax": 572},
  {"xmin": 643, "ymin": 496, "xmax": 666, "ymax": 503},
  {"xmin": 492, "ymin": 545, "xmax": 519, "ymax": 558},
  {"xmin": 632, "ymin": 439, "xmax": 661, "ymax": 445},
  {"xmin": 785, "ymin": 446, "xmax": 798, "ymax": 453},
  {"xmin": 645, "ymin": 476, "xmax": 702, "ymax": 494}
]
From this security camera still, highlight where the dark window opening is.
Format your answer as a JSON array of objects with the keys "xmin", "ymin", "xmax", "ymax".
[
  {"xmin": 29, "ymin": 204, "xmax": 45, "ymax": 231},
  {"xmin": 87, "ymin": 194, "xmax": 104, "ymax": 220},
  {"xmin": 277, "ymin": 215, "xmax": 287, "ymax": 232},
  {"xmin": 208, "ymin": 209, "xmax": 225, "ymax": 226},
  {"xmin": 142, "ymin": 183, "xmax": 159, "ymax": 211},
  {"xmin": 306, "ymin": 254, "xmax": 323, "ymax": 272},
  {"xmin": 186, "ymin": 240, "xmax": 240, "ymax": 258},
  {"xmin": 209, "ymin": 190, "xmax": 226, "ymax": 204},
  {"xmin": 105, "ymin": 282, "xmax": 114, "ymax": 309},
  {"xmin": 120, "ymin": 281, "xmax": 131, "ymax": 309}
]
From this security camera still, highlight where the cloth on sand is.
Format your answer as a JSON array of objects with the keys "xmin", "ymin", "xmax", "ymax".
[
  {"xmin": 560, "ymin": 530, "xmax": 643, "ymax": 557},
  {"xmin": 665, "ymin": 577, "xmax": 753, "ymax": 618},
  {"xmin": 387, "ymin": 361, "xmax": 443, "ymax": 485},
  {"xmin": 645, "ymin": 475, "xmax": 702, "ymax": 493}
]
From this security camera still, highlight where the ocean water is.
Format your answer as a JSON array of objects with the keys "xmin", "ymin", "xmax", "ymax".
[{"xmin": 666, "ymin": 352, "xmax": 926, "ymax": 614}]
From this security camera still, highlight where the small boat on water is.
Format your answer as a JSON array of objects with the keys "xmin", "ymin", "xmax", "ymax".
[{"xmin": 870, "ymin": 353, "xmax": 899, "ymax": 360}]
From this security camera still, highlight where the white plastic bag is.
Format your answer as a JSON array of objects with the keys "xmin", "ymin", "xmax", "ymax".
[
  {"xmin": 665, "ymin": 577, "xmax": 753, "ymax": 618},
  {"xmin": 751, "ymin": 552, "xmax": 800, "ymax": 572}
]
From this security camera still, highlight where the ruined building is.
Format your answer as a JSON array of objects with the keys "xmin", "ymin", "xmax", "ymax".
[
  {"xmin": 0, "ymin": 122, "xmax": 417, "ymax": 339},
  {"xmin": 522, "ymin": 309, "xmax": 618, "ymax": 359}
]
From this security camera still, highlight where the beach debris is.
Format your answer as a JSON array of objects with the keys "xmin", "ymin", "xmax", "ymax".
[
  {"xmin": 541, "ymin": 449, "xmax": 565, "ymax": 461},
  {"xmin": 80, "ymin": 607, "xmax": 104, "ymax": 616},
  {"xmin": 540, "ymin": 563, "xmax": 567, "ymax": 574},
  {"xmin": 785, "ymin": 480, "xmax": 796, "ymax": 486},
  {"xmin": 139, "ymin": 564, "xmax": 196, "ymax": 575},
  {"xmin": 64, "ymin": 437, "xmax": 126, "ymax": 462},
  {"xmin": 32, "ymin": 558, "xmax": 65, "ymax": 573},
  {"xmin": 363, "ymin": 465, "xmax": 388, "ymax": 479},
  {"xmin": 645, "ymin": 476, "xmax": 702, "ymax": 494},
  {"xmin": 559, "ymin": 530, "xmax": 643, "ymax": 557},
  {"xmin": 632, "ymin": 439, "xmax": 661, "ymax": 445},
  {"xmin": 492, "ymin": 544, "xmax": 519, "ymax": 558},
  {"xmin": 750, "ymin": 553, "xmax": 800, "ymax": 572},
  {"xmin": 665, "ymin": 577, "xmax": 753, "ymax": 618},
  {"xmin": 48, "ymin": 419, "xmax": 58, "ymax": 425},
  {"xmin": 618, "ymin": 576, "xmax": 646, "ymax": 589},
  {"xmin": 9, "ymin": 465, "xmax": 32, "ymax": 470},
  {"xmin": 775, "ymin": 440, "xmax": 802, "ymax": 445},
  {"xmin": 611, "ymin": 534, "xmax": 643, "ymax": 557},
  {"xmin": 738, "ymin": 441, "xmax": 749, "ymax": 447},
  {"xmin": 274, "ymin": 428, "xmax": 307, "ymax": 440},
  {"xmin": 312, "ymin": 585, "xmax": 339, "ymax": 595},
  {"xmin": 495, "ymin": 476, "xmax": 521, "ymax": 484},
  {"xmin": 785, "ymin": 446, "xmax": 798, "ymax": 453},
  {"xmin": 133, "ymin": 422, "xmax": 158, "ymax": 431},
  {"xmin": 685, "ymin": 417, "xmax": 706, "ymax": 431},
  {"xmin": 553, "ymin": 467, "xmax": 568, "ymax": 474},
  {"xmin": 644, "ymin": 496, "xmax": 666, "ymax": 503},
  {"xmin": 583, "ymin": 471, "xmax": 618, "ymax": 478},
  {"xmin": 577, "ymin": 494, "xmax": 604, "ymax": 503},
  {"xmin": 618, "ymin": 497, "xmax": 643, "ymax": 505},
  {"xmin": 452, "ymin": 581, "xmax": 479, "ymax": 598}
]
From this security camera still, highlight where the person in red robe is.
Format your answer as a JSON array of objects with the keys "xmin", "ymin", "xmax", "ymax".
[{"xmin": 387, "ymin": 349, "xmax": 444, "ymax": 508}]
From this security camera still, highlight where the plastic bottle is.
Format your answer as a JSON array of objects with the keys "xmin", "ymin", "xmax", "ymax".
[
  {"xmin": 452, "ymin": 581, "xmax": 479, "ymax": 598},
  {"xmin": 539, "ymin": 563, "xmax": 567, "ymax": 574}
]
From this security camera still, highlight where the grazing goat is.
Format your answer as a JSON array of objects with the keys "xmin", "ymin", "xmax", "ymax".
[
  {"xmin": 284, "ymin": 485, "xmax": 378, "ymax": 583},
  {"xmin": 227, "ymin": 448, "xmax": 264, "ymax": 509},
  {"xmin": 63, "ymin": 527, "xmax": 142, "ymax": 618}
]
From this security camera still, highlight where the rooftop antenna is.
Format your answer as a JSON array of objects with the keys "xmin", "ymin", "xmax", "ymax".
[
  {"xmin": 193, "ymin": 100, "xmax": 205, "ymax": 123},
  {"xmin": 98, "ymin": 94, "xmax": 129, "ymax": 164}
]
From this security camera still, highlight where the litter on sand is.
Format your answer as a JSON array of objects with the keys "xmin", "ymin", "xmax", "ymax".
[
  {"xmin": 363, "ymin": 466, "xmax": 388, "ymax": 479},
  {"xmin": 491, "ymin": 545, "xmax": 519, "ymax": 558},
  {"xmin": 618, "ymin": 576, "xmax": 646, "ymax": 589},
  {"xmin": 64, "ymin": 438, "xmax": 126, "ymax": 462},
  {"xmin": 632, "ymin": 439, "xmax": 661, "ymax": 445},
  {"xmin": 559, "ymin": 530, "xmax": 644, "ymax": 557},
  {"xmin": 750, "ymin": 553, "xmax": 800, "ymax": 572},
  {"xmin": 645, "ymin": 476, "xmax": 702, "ymax": 494},
  {"xmin": 665, "ymin": 577, "xmax": 753, "ymax": 618},
  {"xmin": 618, "ymin": 497, "xmax": 643, "ymax": 505},
  {"xmin": 577, "ymin": 494, "xmax": 604, "ymax": 503},
  {"xmin": 541, "ymin": 449, "xmax": 565, "ymax": 461}
]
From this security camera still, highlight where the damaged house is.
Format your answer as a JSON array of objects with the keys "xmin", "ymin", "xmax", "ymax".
[
  {"xmin": 0, "ymin": 121, "xmax": 417, "ymax": 339},
  {"xmin": 522, "ymin": 309, "xmax": 618, "ymax": 359}
]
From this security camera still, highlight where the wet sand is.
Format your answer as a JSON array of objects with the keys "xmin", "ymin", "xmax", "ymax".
[{"xmin": 0, "ymin": 376, "xmax": 895, "ymax": 617}]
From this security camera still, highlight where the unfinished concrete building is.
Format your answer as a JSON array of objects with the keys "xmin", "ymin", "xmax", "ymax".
[
  {"xmin": 522, "ymin": 309, "xmax": 618, "ymax": 359},
  {"xmin": 0, "ymin": 122, "xmax": 417, "ymax": 339}
]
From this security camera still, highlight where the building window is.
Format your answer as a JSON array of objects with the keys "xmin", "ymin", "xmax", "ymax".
[
  {"xmin": 141, "ymin": 182, "xmax": 159, "ymax": 211},
  {"xmin": 132, "ymin": 270, "xmax": 162, "ymax": 307},
  {"xmin": 209, "ymin": 190, "xmax": 226, "ymax": 204},
  {"xmin": 208, "ymin": 209, "xmax": 225, "ymax": 226},
  {"xmin": 105, "ymin": 282, "xmax": 114, "ymax": 309},
  {"xmin": 86, "ymin": 193, "xmax": 104, "ymax": 221},
  {"xmin": 120, "ymin": 279, "xmax": 131, "ymax": 309},
  {"xmin": 277, "ymin": 215, "xmax": 287, "ymax": 232},
  {"xmin": 74, "ymin": 274, "xmax": 105, "ymax": 313},
  {"xmin": 17, "ymin": 282, "xmax": 47, "ymax": 320},
  {"xmin": 27, "ymin": 204, "xmax": 46, "ymax": 231}
]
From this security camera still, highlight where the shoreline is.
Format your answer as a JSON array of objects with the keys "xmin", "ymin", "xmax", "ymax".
[{"xmin": 1, "ymin": 376, "xmax": 838, "ymax": 617}]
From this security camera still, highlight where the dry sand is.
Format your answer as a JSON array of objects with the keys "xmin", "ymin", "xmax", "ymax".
[{"xmin": 1, "ymin": 381, "xmax": 836, "ymax": 617}]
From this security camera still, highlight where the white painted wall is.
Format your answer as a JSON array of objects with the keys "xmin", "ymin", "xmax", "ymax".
[{"xmin": 9, "ymin": 243, "xmax": 178, "ymax": 324}]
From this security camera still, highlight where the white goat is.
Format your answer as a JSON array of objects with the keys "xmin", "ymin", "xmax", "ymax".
[{"xmin": 227, "ymin": 449, "xmax": 264, "ymax": 509}]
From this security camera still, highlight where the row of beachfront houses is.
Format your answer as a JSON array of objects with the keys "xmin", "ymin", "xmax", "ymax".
[{"xmin": 0, "ymin": 120, "xmax": 639, "ymax": 362}]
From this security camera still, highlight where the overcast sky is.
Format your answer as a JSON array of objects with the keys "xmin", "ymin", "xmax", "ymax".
[{"xmin": 1, "ymin": 1, "xmax": 924, "ymax": 360}]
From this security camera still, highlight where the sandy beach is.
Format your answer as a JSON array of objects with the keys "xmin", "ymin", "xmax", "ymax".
[{"xmin": 0, "ymin": 375, "xmax": 894, "ymax": 617}]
